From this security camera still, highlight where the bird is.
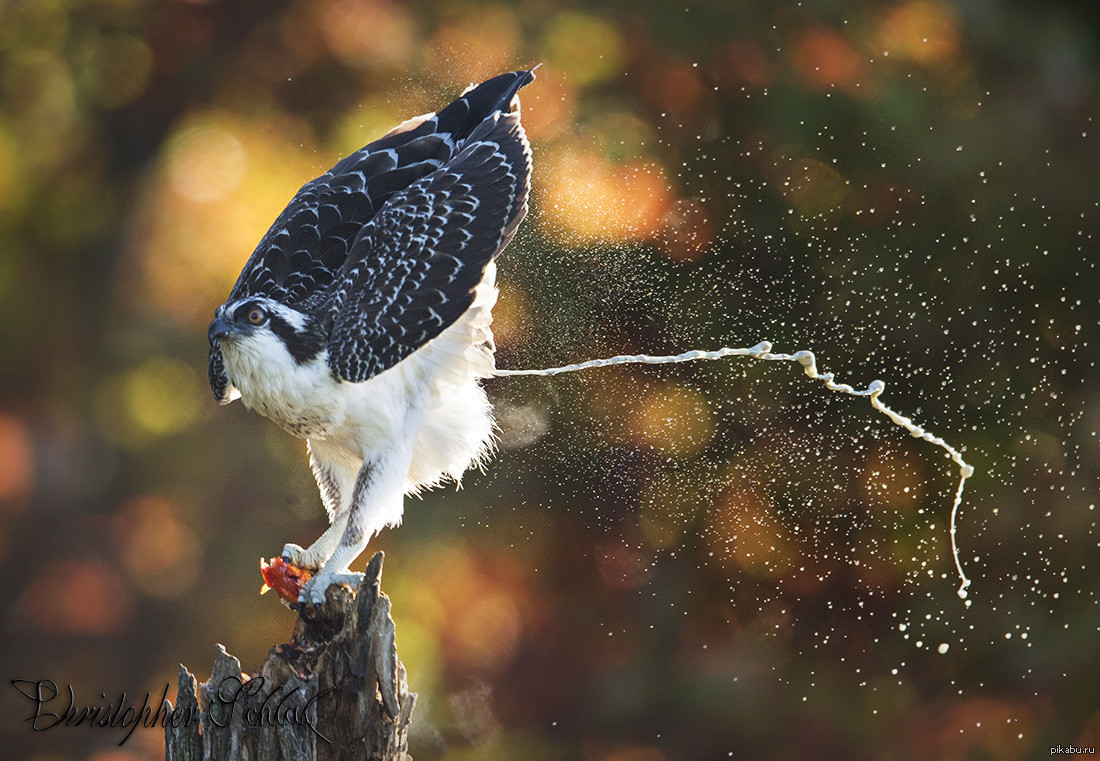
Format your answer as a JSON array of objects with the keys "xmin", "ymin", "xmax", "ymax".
[{"xmin": 208, "ymin": 69, "xmax": 535, "ymax": 606}]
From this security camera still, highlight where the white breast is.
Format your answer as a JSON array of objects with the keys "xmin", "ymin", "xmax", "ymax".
[
  {"xmin": 220, "ymin": 331, "xmax": 346, "ymax": 438},
  {"xmin": 220, "ymin": 263, "xmax": 499, "ymax": 490}
]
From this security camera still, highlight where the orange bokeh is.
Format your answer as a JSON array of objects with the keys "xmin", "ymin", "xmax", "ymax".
[
  {"xmin": 519, "ymin": 69, "xmax": 576, "ymax": 141},
  {"xmin": 428, "ymin": 5, "xmax": 522, "ymax": 89},
  {"xmin": 878, "ymin": 1, "xmax": 960, "ymax": 65},
  {"xmin": 792, "ymin": 27, "xmax": 867, "ymax": 94},
  {"xmin": 17, "ymin": 558, "xmax": 134, "ymax": 635},
  {"xmin": 315, "ymin": 0, "xmax": 417, "ymax": 69},
  {"xmin": 631, "ymin": 383, "xmax": 714, "ymax": 457},
  {"xmin": 0, "ymin": 412, "xmax": 33, "ymax": 506},
  {"xmin": 112, "ymin": 496, "xmax": 200, "ymax": 598},
  {"xmin": 538, "ymin": 146, "xmax": 672, "ymax": 245},
  {"xmin": 706, "ymin": 485, "xmax": 800, "ymax": 577}
]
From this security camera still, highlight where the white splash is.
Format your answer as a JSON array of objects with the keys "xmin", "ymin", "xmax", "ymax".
[{"xmin": 495, "ymin": 341, "xmax": 975, "ymax": 600}]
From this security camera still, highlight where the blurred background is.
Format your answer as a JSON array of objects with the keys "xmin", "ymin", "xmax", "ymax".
[{"xmin": 1, "ymin": 0, "xmax": 1097, "ymax": 759}]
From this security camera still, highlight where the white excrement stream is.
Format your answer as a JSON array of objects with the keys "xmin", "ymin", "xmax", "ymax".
[{"xmin": 496, "ymin": 341, "xmax": 976, "ymax": 600}]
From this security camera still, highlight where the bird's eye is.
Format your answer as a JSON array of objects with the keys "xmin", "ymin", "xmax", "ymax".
[{"xmin": 247, "ymin": 307, "xmax": 267, "ymax": 325}]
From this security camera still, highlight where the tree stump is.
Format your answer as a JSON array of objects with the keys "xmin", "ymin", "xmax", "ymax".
[{"xmin": 165, "ymin": 552, "xmax": 416, "ymax": 761}]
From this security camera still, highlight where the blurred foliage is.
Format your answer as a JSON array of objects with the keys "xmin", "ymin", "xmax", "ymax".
[{"xmin": 1, "ymin": 1, "xmax": 1097, "ymax": 760}]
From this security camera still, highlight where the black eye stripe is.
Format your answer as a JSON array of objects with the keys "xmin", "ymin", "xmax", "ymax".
[{"xmin": 266, "ymin": 315, "xmax": 325, "ymax": 364}]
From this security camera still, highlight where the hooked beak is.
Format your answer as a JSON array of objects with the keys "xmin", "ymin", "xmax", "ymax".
[{"xmin": 209, "ymin": 315, "xmax": 234, "ymax": 345}]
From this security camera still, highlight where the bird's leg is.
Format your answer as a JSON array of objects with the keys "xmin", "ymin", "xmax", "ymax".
[
  {"xmin": 281, "ymin": 510, "xmax": 350, "ymax": 571},
  {"xmin": 298, "ymin": 462, "xmax": 381, "ymax": 605},
  {"xmin": 299, "ymin": 419, "xmax": 421, "ymax": 607},
  {"xmin": 282, "ymin": 439, "xmax": 360, "ymax": 571}
]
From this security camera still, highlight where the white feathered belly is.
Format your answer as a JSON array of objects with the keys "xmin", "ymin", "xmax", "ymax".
[{"xmin": 224, "ymin": 263, "xmax": 499, "ymax": 493}]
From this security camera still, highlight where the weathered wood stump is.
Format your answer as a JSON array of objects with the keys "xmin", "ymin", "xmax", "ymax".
[{"xmin": 165, "ymin": 552, "xmax": 416, "ymax": 761}]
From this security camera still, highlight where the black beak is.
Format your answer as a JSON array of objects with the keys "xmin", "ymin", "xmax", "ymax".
[{"xmin": 209, "ymin": 316, "xmax": 233, "ymax": 345}]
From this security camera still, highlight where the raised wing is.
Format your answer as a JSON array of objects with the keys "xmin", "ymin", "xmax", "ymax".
[
  {"xmin": 325, "ymin": 107, "xmax": 531, "ymax": 383},
  {"xmin": 225, "ymin": 69, "xmax": 536, "ymax": 308}
]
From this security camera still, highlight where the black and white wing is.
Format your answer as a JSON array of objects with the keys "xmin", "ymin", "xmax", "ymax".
[
  {"xmin": 326, "ymin": 106, "xmax": 531, "ymax": 382},
  {"xmin": 209, "ymin": 69, "xmax": 535, "ymax": 402},
  {"xmin": 225, "ymin": 69, "xmax": 535, "ymax": 307}
]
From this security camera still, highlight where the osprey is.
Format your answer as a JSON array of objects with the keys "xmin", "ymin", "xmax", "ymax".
[{"xmin": 208, "ymin": 69, "xmax": 534, "ymax": 605}]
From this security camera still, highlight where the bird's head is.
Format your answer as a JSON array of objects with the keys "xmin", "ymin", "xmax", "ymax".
[{"xmin": 209, "ymin": 298, "xmax": 325, "ymax": 366}]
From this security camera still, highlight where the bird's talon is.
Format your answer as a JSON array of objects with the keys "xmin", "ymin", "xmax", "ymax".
[
  {"xmin": 281, "ymin": 543, "xmax": 320, "ymax": 571},
  {"xmin": 297, "ymin": 571, "xmax": 365, "ymax": 606}
]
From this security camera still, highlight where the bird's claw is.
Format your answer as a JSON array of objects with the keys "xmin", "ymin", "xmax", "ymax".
[
  {"xmin": 297, "ymin": 570, "xmax": 365, "ymax": 606},
  {"xmin": 281, "ymin": 543, "xmax": 321, "ymax": 571}
]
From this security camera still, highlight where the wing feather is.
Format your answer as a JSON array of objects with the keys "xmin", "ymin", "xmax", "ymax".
[
  {"xmin": 325, "ymin": 109, "xmax": 530, "ymax": 383},
  {"xmin": 224, "ymin": 69, "xmax": 534, "ymax": 308}
]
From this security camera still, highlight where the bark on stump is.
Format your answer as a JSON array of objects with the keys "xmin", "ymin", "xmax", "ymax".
[{"xmin": 165, "ymin": 552, "xmax": 416, "ymax": 761}]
